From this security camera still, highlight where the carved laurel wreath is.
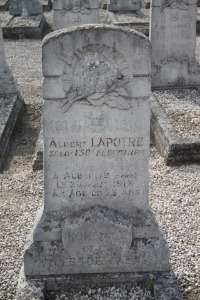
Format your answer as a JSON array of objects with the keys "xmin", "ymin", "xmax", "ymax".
[{"xmin": 56, "ymin": 41, "xmax": 133, "ymax": 112}]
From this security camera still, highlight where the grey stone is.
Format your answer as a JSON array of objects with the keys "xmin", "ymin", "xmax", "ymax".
[
  {"xmin": 0, "ymin": 23, "xmax": 23, "ymax": 171},
  {"xmin": 0, "ymin": 0, "xmax": 11, "ymax": 11},
  {"xmin": 33, "ymin": 126, "xmax": 43, "ymax": 171},
  {"xmin": 0, "ymin": 93, "xmax": 24, "ymax": 171},
  {"xmin": 108, "ymin": 0, "xmax": 141, "ymax": 12},
  {"xmin": 9, "ymin": 0, "xmax": 43, "ymax": 16},
  {"xmin": 24, "ymin": 25, "xmax": 169, "ymax": 278},
  {"xmin": 150, "ymin": 0, "xmax": 200, "ymax": 88},
  {"xmin": 0, "ymin": 23, "xmax": 17, "ymax": 94},
  {"xmin": 16, "ymin": 267, "xmax": 45, "ymax": 300},
  {"xmin": 2, "ymin": 14, "xmax": 46, "ymax": 39},
  {"xmin": 53, "ymin": 0, "xmax": 100, "ymax": 30},
  {"xmin": 150, "ymin": 93, "xmax": 200, "ymax": 165}
]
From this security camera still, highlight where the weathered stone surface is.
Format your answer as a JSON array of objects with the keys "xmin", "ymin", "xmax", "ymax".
[
  {"xmin": 0, "ymin": 23, "xmax": 24, "ymax": 172},
  {"xmin": 0, "ymin": 23, "xmax": 17, "ymax": 94},
  {"xmin": 150, "ymin": 0, "xmax": 200, "ymax": 88},
  {"xmin": 53, "ymin": 0, "xmax": 100, "ymax": 30},
  {"xmin": 0, "ymin": 93, "xmax": 24, "ymax": 171},
  {"xmin": 0, "ymin": 0, "xmax": 11, "ymax": 11},
  {"xmin": 108, "ymin": 0, "xmax": 141, "ymax": 12},
  {"xmin": 24, "ymin": 25, "xmax": 169, "ymax": 277},
  {"xmin": 2, "ymin": 14, "xmax": 46, "ymax": 39},
  {"xmin": 150, "ymin": 94, "xmax": 200, "ymax": 165},
  {"xmin": 9, "ymin": 0, "xmax": 43, "ymax": 16},
  {"xmin": 16, "ymin": 267, "xmax": 45, "ymax": 300}
]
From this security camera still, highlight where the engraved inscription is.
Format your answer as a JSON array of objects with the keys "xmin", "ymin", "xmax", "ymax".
[
  {"xmin": 48, "ymin": 136, "xmax": 145, "ymax": 158},
  {"xmin": 52, "ymin": 171, "xmax": 140, "ymax": 199}
]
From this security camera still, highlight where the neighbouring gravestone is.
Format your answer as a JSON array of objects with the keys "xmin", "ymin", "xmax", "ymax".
[
  {"xmin": 9, "ymin": 0, "xmax": 43, "ymax": 15},
  {"xmin": 108, "ymin": 0, "xmax": 141, "ymax": 12},
  {"xmin": 23, "ymin": 25, "xmax": 170, "ymax": 280},
  {"xmin": 0, "ymin": 23, "xmax": 23, "ymax": 171},
  {"xmin": 0, "ymin": 23, "xmax": 17, "ymax": 94},
  {"xmin": 150, "ymin": 0, "xmax": 200, "ymax": 88},
  {"xmin": 0, "ymin": 0, "xmax": 11, "ymax": 11},
  {"xmin": 53, "ymin": 0, "xmax": 100, "ymax": 30}
]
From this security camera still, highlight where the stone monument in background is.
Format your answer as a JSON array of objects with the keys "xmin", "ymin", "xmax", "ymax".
[
  {"xmin": 53, "ymin": 0, "xmax": 100, "ymax": 30},
  {"xmin": 150, "ymin": 0, "xmax": 200, "ymax": 88},
  {"xmin": 9, "ymin": 0, "xmax": 43, "ymax": 15},
  {"xmin": 0, "ymin": 23, "xmax": 23, "ymax": 171},
  {"xmin": 108, "ymin": 0, "xmax": 141, "ymax": 12},
  {"xmin": 23, "ymin": 25, "xmax": 169, "ymax": 282},
  {"xmin": 0, "ymin": 23, "xmax": 17, "ymax": 94}
]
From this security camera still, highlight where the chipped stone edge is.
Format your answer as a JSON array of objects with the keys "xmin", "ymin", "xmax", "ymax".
[
  {"xmin": 0, "ymin": 92, "xmax": 24, "ymax": 172},
  {"xmin": 150, "ymin": 92, "xmax": 200, "ymax": 165}
]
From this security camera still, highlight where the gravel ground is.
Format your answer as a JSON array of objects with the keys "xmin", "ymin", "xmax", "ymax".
[{"xmin": 0, "ymin": 37, "xmax": 200, "ymax": 300}]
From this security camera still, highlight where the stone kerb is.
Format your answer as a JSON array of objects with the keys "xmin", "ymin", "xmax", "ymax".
[
  {"xmin": 53, "ymin": 0, "xmax": 100, "ymax": 30},
  {"xmin": 24, "ymin": 25, "xmax": 169, "ymax": 278},
  {"xmin": 150, "ymin": 0, "xmax": 200, "ymax": 88}
]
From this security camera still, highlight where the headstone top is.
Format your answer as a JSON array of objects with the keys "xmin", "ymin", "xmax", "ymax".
[
  {"xmin": 150, "ymin": 0, "xmax": 200, "ymax": 87},
  {"xmin": 9, "ymin": 0, "xmax": 43, "ymax": 16},
  {"xmin": 53, "ymin": 0, "xmax": 100, "ymax": 29}
]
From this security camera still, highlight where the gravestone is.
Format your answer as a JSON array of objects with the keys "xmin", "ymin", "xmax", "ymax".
[
  {"xmin": 0, "ymin": 23, "xmax": 17, "ymax": 94},
  {"xmin": 9, "ymin": 0, "xmax": 43, "ymax": 15},
  {"xmin": 0, "ymin": 23, "xmax": 23, "ymax": 171},
  {"xmin": 108, "ymin": 0, "xmax": 141, "ymax": 12},
  {"xmin": 150, "ymin": 0, "xmax": 200, "ymax": 88},
  {"xmin": 24, "ymin": 25, "xmax": 169, "ymax": 279},
  {"xmin": 53, "ymin": 0, "xmax": 100, "ymax": 30}
]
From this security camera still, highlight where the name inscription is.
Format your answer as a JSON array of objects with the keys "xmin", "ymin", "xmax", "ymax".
[{"xmin": 48, "ymin": 136, "xmax": 145, "ymax": 158}]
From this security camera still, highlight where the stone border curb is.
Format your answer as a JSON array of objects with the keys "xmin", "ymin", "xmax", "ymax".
[
  {"xmin": 0, "ymin": 92, "xmax": 24, "ymax": 172},
  {"xmin": 150, "ymin": 94, "xmax": 200, "ymax": 165},
  {"xmin": 16, "ymin": 265, "xmax": 183, "ymax": 300}
]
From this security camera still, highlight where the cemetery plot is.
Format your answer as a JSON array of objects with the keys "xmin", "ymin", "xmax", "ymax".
[{"xmin": 153, "ymin": 89, "xmax": 200, "ymax": 140}]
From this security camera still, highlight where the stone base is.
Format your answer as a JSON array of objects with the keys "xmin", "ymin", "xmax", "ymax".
[
  {"xmin": 23, "ymin": 206, "xmax": 170, "ymax": 276},
  {"xmin": 16, "ymin": 266, "xmax": 183, "ymax": 300},
  {"xmin": 150, "ymin": 94, "xmax": 200, "ymax": 165},
  {"xmin": 151, "ymin": 61, "xmax": 200, "ymax": 90},
  {"xmin": 0, "ymin": 92, "xmax": 24, "ymax": 171},
  {"xmin": 2, "ymin": 14, "xmax": 46, "ymax": 39},
  {"xmin": 32, "ymin": 126, "xmax": 43, "ymax": 171},
  {"xmin": 0, "ymin": 0, "xmax": 10, "ymax": 11}
]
